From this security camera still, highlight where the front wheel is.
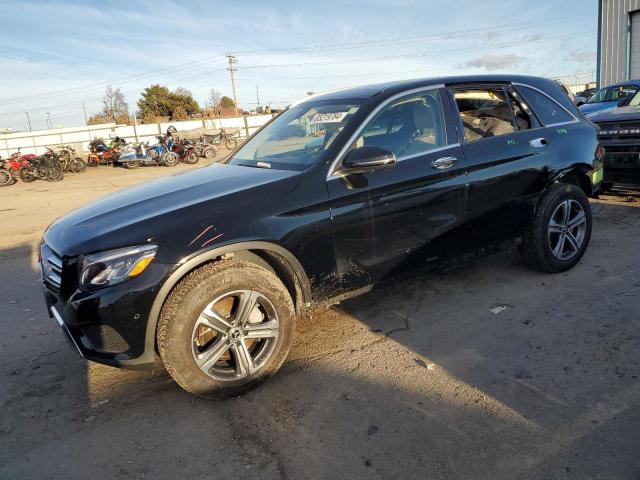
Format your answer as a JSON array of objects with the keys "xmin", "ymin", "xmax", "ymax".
[
  {"xmin": 0, "ymin": 169, "xmax": 14, "ymax": 186},
  {"xmin": 87, "ymin": 155, "xmax": 99, "ymax": 167},
  {"xmin": 124, "ymin": 161, "xmax": 141, "ymax": 169},
  {"xmin": 71, "ymin": 158, "xmax": 86, "ymax": 173},
  {"xmin": 158, "ymin": 260, "xmax": 296, "ymax": 398},
  {"xmin": 184, "ymin": 151, "xmax": 199, "ymax": 164},
  {"xmin": 46, "ymin": 165, "xmax": 64, "ymax": 182},
  {"xmin": 520, "ymin": 184, "xmax": 592, "ymax": 273},
  {"xmin": 224, "ymin": 137, "xmax": 238, "ymax": 150},
  {"xmin": 20, "ymin": 167, "xmax": 36, "ymax": 183},
  {"xmin": 161, "ymin": 151, "xmax": 179, "ymax": 167}
]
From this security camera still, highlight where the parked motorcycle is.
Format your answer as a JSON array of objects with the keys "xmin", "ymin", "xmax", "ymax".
[
  {"xmin": 20, "ymin": 148, "xmax": 63, "ymax": 182},
  {"xmin": 172, "ymin": 138, "xmax": 199, "ymax": 164},
  {"xmin": 87, "ymin": 137, "xmax": 126, "ymax": 167},
  {"xmin": 118, "ymin": 134, "xmax": 179, "ymax": 169},
  {"xmin": 208, "ymin": 128, "xmax": 238, "ymax": 150},
  {"xmin": 4, "ymin": 148, "xmax": 36, "ymax": 176},
  {"xmin": 55, "ymin": 145, "xmax": 86, "ymax": 173},
  {"xmin": 0, "ymin": 159, "xmax": 16, "ymax": 186},
  {"xmin": 195, "ymin": 139, "xmax": 218, "ymax": 159}
]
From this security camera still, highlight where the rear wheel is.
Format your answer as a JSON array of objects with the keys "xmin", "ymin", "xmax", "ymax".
[
  {"xmin": 125, "ymin": 160, "xmax": 141, "ymax": 169},
  {"xmin": 158, "ymin": 260, "xmax": 296, "ymax": 398},
  {"xmin": 87, "ymin": 155, "xmax": 99, "ymax": 167},
  {"xmin": 72, "ymin": 158, "xmax": 86, "ymax": 173},
  {"xmin": 46, "ymin": 165, "xmax": 64, "ymax": 182},
  {"xmin": 521, "ymin": 184, "xmax": 591, "ymax": 273}
]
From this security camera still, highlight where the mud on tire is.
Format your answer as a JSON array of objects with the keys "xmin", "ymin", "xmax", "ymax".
[{"xmin": 157, "ymin": 260, "xmax": 296, "ymax": 398}]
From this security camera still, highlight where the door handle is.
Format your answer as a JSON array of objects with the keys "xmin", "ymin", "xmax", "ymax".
[
  {"xmin": 431, "ymin": 156, "xmax": 457, "ymax": 169},
  {"xmin": 529, "ymin": 137, "xmax": 549, "ymax": 148}
]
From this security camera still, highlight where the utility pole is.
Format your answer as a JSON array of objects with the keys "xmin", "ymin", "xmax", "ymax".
[
  {"xmin": 46, "ymin": 112, "xmax": 51, "ymax": 129},
  {"xmin": 82, "ymin": 102, "xmax": 88, "ymax": 125},
  {"xmin": 226, "ymin": 54, "xmax": 239, "ymax": 115},
  {"xmin": 24, "ymin": 111, "xmax": 32, "ymax": 132},
  {"xmin": 255, "ymin": 85, "xmax": 260, "ymax": 108}
]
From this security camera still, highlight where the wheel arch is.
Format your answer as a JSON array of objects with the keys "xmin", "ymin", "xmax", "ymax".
[
  {"xmin": 543, "ymin": 164, "xmax": 595, "ymax": 201},
  {"xmin": 144, "ymin": 241, "xmax": 312, "ymax": 357}
]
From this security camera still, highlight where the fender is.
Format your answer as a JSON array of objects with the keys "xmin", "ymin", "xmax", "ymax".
[
  {"xmin": 544, "ymin": 162, "xmax": 596, "ymax": 195},
  {"xmin": 142, "ymin": 241, "xmax": 313, "ymax": 358}
]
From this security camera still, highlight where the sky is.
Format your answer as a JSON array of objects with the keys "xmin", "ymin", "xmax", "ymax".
[{"xmin": 0, "ymin": 0, "xmax": 598, "ymax": 131}]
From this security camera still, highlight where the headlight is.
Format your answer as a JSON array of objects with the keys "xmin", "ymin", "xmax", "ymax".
[{"xmin": 79, "ymin": 244, "xmax": 158, "ymax": 291}]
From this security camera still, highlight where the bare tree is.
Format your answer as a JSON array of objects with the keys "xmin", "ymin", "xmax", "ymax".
[
  {"xmin": 207, "ymin": 89, "xmax": 222, "ymax": 108},
  {"xmin": 173, "ymin": 87, "xmax": 193, "ymax": 98},
  {"xmin": 102, "ymin": 86, "xmax": 129, "ymax": 123}
]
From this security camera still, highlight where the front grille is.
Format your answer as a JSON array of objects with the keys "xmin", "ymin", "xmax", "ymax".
[
  {"xmin": 597, "ymin": 122, "xmax": 640, "ymax": 140},
  {"xmin": 41, "ymin": 244, "xmax": 63, "ymax": 293}
]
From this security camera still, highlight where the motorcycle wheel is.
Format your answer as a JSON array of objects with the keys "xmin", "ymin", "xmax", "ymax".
[
  {"xmin": 20, "ymin": 167, "xmax": 37, "ymax": 183},
  {"xmin": 72, "ymin": 158, "xmax": 86, "ymax": 173},
  {"xmin": 161, "ymin": 152, "xmax": 179, "ymax": 167},
  {"xmin": 0, "ymin": 169, "xmax": 15, "ymax": 186},
  {"xmin": 224, "ymin": 138, "xmax": 238, "ymax": 150},
  {"xmin": 125, "ymin": 161, "xmax": 141, "ymax": 169},
  {"xmin": 87, "ymin": 155, "xmax": 99, "ymax": 167},
  {"xmin": 203, "ymin": 146, "xmax": 216, "ymax": 159},
  {"xmin": 184, "ymin": 151, "xmax": 199, "ymax": 164},
  {"xmin": 46, "ymin": 165, "xmax": 64, "ymax": 182}
]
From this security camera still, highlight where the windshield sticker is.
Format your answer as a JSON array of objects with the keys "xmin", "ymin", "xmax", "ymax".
[{"xmin": 309, "ymin": 111, "xmax": 348, "ymax": 124}]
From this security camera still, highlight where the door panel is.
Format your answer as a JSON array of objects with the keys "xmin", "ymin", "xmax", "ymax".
[{"xmin": 327, "ymin": 144, "xmax": 467, "ymax": 291}]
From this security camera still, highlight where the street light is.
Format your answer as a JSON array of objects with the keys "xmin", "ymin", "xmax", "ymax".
[{"xmin": 24, "ymin": 111, "xmax": 32, "ymax": 132}]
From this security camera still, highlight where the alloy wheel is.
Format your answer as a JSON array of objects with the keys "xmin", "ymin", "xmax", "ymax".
[
  {"xmin": 547, "ymin": 199, "xmax": 587, "ymax": 260},
  {"xmin": 191, "ymin": 290, "xmax": 279, "ymax": 381}
]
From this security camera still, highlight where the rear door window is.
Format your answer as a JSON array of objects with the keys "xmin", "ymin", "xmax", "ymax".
[
  {"xmin": 516, "ymin": 85, "xmax": 575, "ymax": 126},
  {"xmin": 453, "ymin": 88, "xmax": 516, "ymax": 142}
]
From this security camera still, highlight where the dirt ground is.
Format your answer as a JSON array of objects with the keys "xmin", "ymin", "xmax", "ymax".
[{"xmin": 1, "ymin": 165, "xmax": 639, "ymax": 480}]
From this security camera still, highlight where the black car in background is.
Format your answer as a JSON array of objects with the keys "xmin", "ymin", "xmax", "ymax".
[
  {"xmin": 590, "ymin": 90, "xmax": 640, "ymax": 189},
  {"xmin": 40, "ymin": 75, "xmax": 603, "ymax": 397}
]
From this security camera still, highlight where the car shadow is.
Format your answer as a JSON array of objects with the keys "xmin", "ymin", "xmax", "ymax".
[{"xmin": 1, "ymin": 202, "xmax": 639, "ymax": 479}]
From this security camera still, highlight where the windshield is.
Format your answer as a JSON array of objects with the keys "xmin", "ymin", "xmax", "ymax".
[
  {"xmin": 229, "ymin": 99, "xmax": 362, "ymax": 171},
  {"xmin": 587, "ymin": 84, "xmax": 638, "ymax": 103},
  {"xmin": 628, "ymin": 91, "xmax": 640, "ymax": 107}
]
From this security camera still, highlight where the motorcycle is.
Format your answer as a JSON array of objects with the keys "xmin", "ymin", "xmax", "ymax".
[
  {"xmin": 207, "ymin": 128, "xmax": 238, "ymax": 150},
  {"xmin": 55, "ymin": 145, "xmax": 86, "ymax": 173},
  {"xmin": 0, "ymin": 159, "xmax": 16, "ymax": 186},
  {"xmin": 20, "ymin": 148, "xmax": 64, "ymax": 183},
  {"xmin": 172, "ymin": 138, "xmax": 200, "ymax": 164},
  {"xmin": 87, "ymin": 137, "xmax": 126, "ymax": 167},
  {"xmin": 4, "ymin": 148, "xmax": 36, "ymax": 176},
  {"xmin": 195, "ymin": 138, "xmax": 218, "ymax": 159},
  {"xmin": 119, "ymin": 126, "xmax": 179, "ymax": 169}
]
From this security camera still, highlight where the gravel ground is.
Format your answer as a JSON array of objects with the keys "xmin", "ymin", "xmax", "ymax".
[{"xmin": 0, "ymin": 166, "xmax": 639, "ymax": 480}]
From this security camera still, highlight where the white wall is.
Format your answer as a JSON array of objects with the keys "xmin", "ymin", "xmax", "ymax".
[{"xmin": 0, "ymin": 115, "xmax": 273, "ymax": 157}]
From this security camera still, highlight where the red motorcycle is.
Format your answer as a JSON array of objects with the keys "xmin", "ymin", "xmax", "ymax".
[{"xmin": 4, "ymin": 148, "xmax": 36, "ymax": 176}]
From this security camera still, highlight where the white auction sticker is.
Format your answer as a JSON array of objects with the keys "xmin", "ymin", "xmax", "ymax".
[{"xmin": 309, "ymin": 111, "xmax": 348, "ymax": 124}]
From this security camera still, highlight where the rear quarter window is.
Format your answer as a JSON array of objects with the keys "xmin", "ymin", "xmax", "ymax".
[{"xmin": 516, "ymin": 85, "xmax": 575, "ymax": 126}]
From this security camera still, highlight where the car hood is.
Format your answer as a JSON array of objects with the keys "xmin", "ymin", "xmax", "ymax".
[
  {"xmin": 579, "ymin": 101, "xmax": 619, "ymax": 116},
  {"xmin": 589, "ymin": 105, "xmax": 640, "ymax": 123},
  {"xmin": 44, "ymin": 163, "xmax": 299, "ymax": 258}
]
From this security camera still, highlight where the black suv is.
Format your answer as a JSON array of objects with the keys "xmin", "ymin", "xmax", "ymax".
[{"xmin": 41, "ymin": 75, "xmax": 603, "ymax": 397}]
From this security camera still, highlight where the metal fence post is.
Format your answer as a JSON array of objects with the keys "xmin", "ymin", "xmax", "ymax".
[{"xmin": 243, "ymin": 115, "xmax": 250, "ymax": 138}]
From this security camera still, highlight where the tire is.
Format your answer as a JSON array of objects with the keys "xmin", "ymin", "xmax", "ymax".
[
  {"xmin": 161, "ymin": 151, "xmax": 179, "ymax": 167},
  {"xmin": 184, "ymin": 150, "xmax": 199, "ymax": 164},
  {"xmin": 203, "ymin": 146, "xmax": 216, "ymax": 159},
  {"xmin": 72, "ymin": 158, "xmax": 86, "ymax": 173},
  {"xmin": 0, "ymin": 169, "xmax": 14, "ymax": 186},
  {"xmin": 158, "ymin": 260, "xmax": 296, "ymax": 398},
  {"xmin": 125, "ymin": 161, "xmax": 141, "ymax": 169},
  {"xmin": 224, "ymin": 138, "xmax": 237, "ymax": 150},
  {"xmin": 46, "ymin": 165, "xmax": 64, "ymax": 182},
  {"xmin": 87, "ymin": 155, "xmax": 99, "ymax": 167},
  {"xmin": 521, "ymin": 184, "xmax": 592, "ymax": 273},
  {"xmin": 20, "ymin": 167, "xmax": 36, "ymax": 182}
]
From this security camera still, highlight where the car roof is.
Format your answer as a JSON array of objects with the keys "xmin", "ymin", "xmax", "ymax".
[
  {"xmin": 599, "ymin": 80, "xmax": 640, "ymax": 89},
  {"xmin": 303, "ymin": 75, "xmax": 563, "ymax": 102}
]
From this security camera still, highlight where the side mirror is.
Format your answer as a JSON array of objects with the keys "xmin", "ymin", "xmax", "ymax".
[{"xmin": 342, "ymin": 146, "xmax": 396, "ymax": 174}]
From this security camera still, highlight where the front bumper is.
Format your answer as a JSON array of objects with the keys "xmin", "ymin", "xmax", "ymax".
[
  {"xmin": 42, "ymin": 259, "xmax": 175, "ymax": 368},
  {"xmin": 597, "ymin": 139, "xmax": 640, "ymax": 183}
]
